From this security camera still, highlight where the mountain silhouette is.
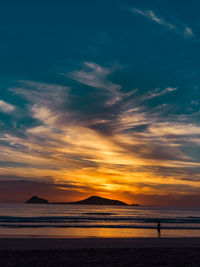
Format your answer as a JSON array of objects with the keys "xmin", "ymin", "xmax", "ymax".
[
  {"xmin": 67, "ymin": 196, "xmax": 128, "ymax": 206},
  {"xmin": 26, "ymin": 195, "xmax": 49, "ymax": 204},
  {"xmin": 25, "ymin": 195, "xmax": 139, "ymax": 206}
]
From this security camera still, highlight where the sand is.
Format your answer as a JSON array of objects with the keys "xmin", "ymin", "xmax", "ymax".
[{"xmin": 0, "ymin": 238, "xmax": 200, "ymax": 266}]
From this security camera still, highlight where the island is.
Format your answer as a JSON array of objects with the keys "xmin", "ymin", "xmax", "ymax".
[
  {"xmin": 26, "ymin": 195, "xmax": 49, "ymax": 204},
  {"xmin": 67, "ymin": 196, "xmax": 128, "ymax": 206},
  {"xmin": 26, "ymin": 195, "xmax": 140, "ymax": 206}
]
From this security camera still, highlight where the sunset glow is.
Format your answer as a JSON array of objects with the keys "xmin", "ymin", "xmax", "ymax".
[{"xmin": 1, "ymin": 1, "xmax": 200, "ymax": 206}]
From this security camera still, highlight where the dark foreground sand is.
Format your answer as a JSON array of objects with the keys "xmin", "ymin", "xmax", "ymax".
[{"xmin": 0, "ymin": 238, "xmax": 200, "ymax": 266}]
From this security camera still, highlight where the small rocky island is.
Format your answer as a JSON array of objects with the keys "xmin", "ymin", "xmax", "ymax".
[{"xmin": 26, "ymin": 195, "xmax": 49, "ymax": 204}]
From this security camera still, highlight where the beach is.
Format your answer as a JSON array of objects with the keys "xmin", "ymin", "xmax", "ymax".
[
  {"xmin": 0, "ymin": 238, "xmax": 200, "ymax": 266},
  {"xmin": 1, "ymin": 205, "xmax": 200, "ymax": 265}
]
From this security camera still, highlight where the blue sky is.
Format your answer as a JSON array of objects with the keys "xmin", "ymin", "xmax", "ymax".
[{"xmin": 1, "ymin": 0, "xmax": 200, "ymax": 205}]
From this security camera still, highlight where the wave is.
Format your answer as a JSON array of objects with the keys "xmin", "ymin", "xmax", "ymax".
[
  {"xmin": 81, "ymin": 215, "xmax": 113, "ymax": 217},
  {"xmin": 1, "ymin": 223, "xmax": 200, "ymax": 230},
  {"xmin": 1, "ymin": 216, "xmax": 200, "ymax": 224}
]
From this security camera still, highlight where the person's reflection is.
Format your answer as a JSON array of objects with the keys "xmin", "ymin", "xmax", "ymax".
[{"xmin": 157, "ymin": 222, "xmax": 161, "ymax": 238}]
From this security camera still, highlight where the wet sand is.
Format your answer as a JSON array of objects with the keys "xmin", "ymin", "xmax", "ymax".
[
  {"xmin": 1, "ymin": 237, "xmax": 200, "ymax": 250},
  {"xmin": 0, "ymin": 238, "xmax": 200, "ymax": 266}
]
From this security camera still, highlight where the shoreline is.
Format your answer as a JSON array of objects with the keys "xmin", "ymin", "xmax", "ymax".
[
  {"xmin": 1, "ymin": 227, "xmax": 200, "ymax": 239},
  {"xmin": 0, "ymin": 237, "xmax": 200, "ymax": 250}
]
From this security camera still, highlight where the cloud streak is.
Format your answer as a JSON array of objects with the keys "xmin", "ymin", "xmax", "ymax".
[
  {"xmin": 0, "ymin": 100, "xmax": 15, "ymax": 113},
  {"xmin": 131, "ymin": 8, "xmax": 175, "ymax": 30},
  {"xmin": 67, "ymin": 62, "xmax": 123, "ymax": 106},
  {"xmin": 184, "ymin": 26, "xmax": 193, "ymax": 38},
  {"xmin": 131, "ymin": 8, "xmax": 194, "ymax": 39},
  {"xmin": 143, "ymin": 87, "xmax": 177, "ymax": 100}
]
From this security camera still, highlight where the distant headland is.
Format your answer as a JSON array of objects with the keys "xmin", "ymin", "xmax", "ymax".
[
  {"xmin": 25, "ymin": 195, "xmax": 127, "ymax": 205},
  {"xmin": 67, "ymin": 196, "xmax": 127, "ymax": 206},
  {"xmin": 25, "ymin": 195, "xmax": 140, "ymax": 206}
]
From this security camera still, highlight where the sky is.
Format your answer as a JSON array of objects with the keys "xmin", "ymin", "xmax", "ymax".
[{"xmin": 1, "ymin": 0, "xmax": 200, "ymax": 206}]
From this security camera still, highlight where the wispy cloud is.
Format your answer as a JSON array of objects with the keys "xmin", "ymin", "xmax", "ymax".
[
  {"xmin": 131, "ymin": 8, "xmax": 175, "ymax": 30},
  {"xmin": 67, "ymin": 62, "xmax": 136, "ymax": 106},
  {"xmin": 149, "ymin": 122, "xmax": 200, "ymax": 137},
  {"xmin": 67, "ymin": 62, "xmax": 122, "ymax": 106},
  {"xmin": 184, "ymin": 26, "xmax": 193, "ymax": 38},
  {"xmin": 130, "ymin": 8, "xmax": 194, "ymax": 39},
  {"xmin": 143, "ymin": 87, "xmax": 178, "ymax": 100},
  {"xmin": 0, "ymin": 100, "xmax": 15, "ymax": 113},
  {"xmin": 68, "ymin": 62, "xmax": 121, "ymax": 93},
  {"xmin": 11, "ymin": 81, "xmax": 70, "ymax": 128}
]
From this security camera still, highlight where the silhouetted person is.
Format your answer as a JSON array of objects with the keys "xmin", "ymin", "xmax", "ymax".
[{"xmin": 157, "ymin": 222, "xmax": 161, "ymax": 238}]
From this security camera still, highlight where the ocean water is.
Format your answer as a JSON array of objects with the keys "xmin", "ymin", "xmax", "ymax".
[{"xmin": 0, "ymin": 204, "xmax": 200, "ymax": 238}]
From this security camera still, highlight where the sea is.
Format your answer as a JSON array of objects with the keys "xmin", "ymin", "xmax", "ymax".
[{"xmin": 0, "ymin": 204, "xmax": 200, "ymax": 238}]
